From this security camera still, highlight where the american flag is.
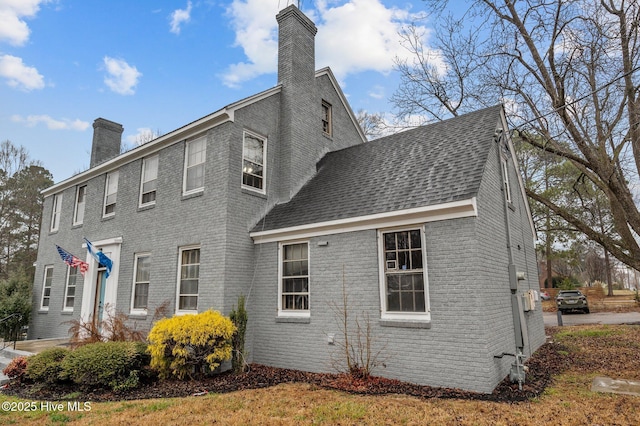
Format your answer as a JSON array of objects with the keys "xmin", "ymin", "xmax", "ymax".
[{"xmin": 56, "ymin": 245, "xmax": 89, "ymax": 276}]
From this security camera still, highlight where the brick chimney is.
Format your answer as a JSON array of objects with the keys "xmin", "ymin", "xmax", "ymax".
[
  {"xmin": 90, "ymin": 118, "xmax": 123, "ymax": 167},
  {"xmin": 276, "ymin": 5, "xmax": 317, "ymax": 200}
]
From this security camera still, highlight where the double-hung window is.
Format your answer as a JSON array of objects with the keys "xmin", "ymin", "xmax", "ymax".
[
  {"xmin": 103, "ymin": 171, "xmax": 119, "ymax": 217},
  {"xmin": 242, "ymin": 131, "xmax": 266, "ymax": 192},
  {"xmin": 183, "ymin": 137, "xmax": 206, "ymax": 194},
  {"xmin": 40, "ymin": 266, "xmax": 53, "ymax": 310},
  {"xmin": 322, "ymin": 100, "xmax": 332, "ymax": 137},
  {"xmin": 132, "ymin": 253, "xmax": 151, "ymax": 313},
  {"xmin": 140, "ymin": 156, "xmax": 159, "ymax": 206},
  {"xmin": 50, "ymin": 193, "xmax": 62, "ymax": 232},
  {"xmin": 177, "ymin": 247, "xmax": 200, "ymax": 312},
  {"xmin": 279, "ymin": 242, "xmax": 309, "ymax": 316},
  {"xmin": 378, "ymin": 228, "xmax": 429, "ymax": 320},
  {"xmin": 73, "ymin": 185, "xmax": 86, "ymax": 226},
  {"xmin": 63, "ymin": 265, "xmax": 79, "ymax": 311}
]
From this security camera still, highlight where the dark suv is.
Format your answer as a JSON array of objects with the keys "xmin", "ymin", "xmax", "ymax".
[{"xmin": 556, "ymin": 290, "xmax": 590, "ymax": 314}]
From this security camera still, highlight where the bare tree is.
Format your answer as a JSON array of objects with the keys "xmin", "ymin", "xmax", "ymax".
[{"xmin": 393, "ymin": 0, "xmax": 640, "ymax": 270}]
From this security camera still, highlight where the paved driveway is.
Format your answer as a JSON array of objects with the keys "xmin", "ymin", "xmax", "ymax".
[{"xmin": 543, "ymin": 311, "xmax": 640, "ymax": 327}]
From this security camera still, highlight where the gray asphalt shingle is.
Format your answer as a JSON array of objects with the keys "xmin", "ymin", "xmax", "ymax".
[{"xmin": 252, "ymin": 105, "xmax": 502, "ymax": 232}]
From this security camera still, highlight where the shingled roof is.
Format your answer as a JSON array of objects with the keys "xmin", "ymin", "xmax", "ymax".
[{"xmin": 252, "ymin": 105, "xmax": 503, "ymax": 233}]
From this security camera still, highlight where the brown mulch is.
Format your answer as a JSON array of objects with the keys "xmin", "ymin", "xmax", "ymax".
[{"xmin": 1, "ymin": 341, "xmax": 569, "ymax": 404}]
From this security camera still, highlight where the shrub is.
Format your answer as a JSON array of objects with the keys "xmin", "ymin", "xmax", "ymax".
[
  {"xmin": 60, "ymin": 341, "xmax": 150, "ymax": 391},
  {"xmin": 2, "ymin": 356, "xmax": 28, "ymax": 381},
  {"xmin": 229, "ymin": 295, "xmax": 248, "ymax": 373},
  {"xmin": 147, "ymin": 310, "xmax": 235, "ymax": 379},
  {"xmin": 65, "ymin": 307, "xmax": 145, "ymax": 348},
  {"xmin": 25, "ymin": 347, "xmax": 69, "ymax": 384}
]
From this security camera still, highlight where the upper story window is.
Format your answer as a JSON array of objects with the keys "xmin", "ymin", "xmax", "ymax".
[
  {"xmin": 50, "ymin": 193, "xmax": 62, "ymax": 232},
  {"xmin": 103, "ymin": 171, "xmax": 119, "ymax": 217},
  {"xmin": 378, "ymin": 227, "xmax": 429, "ymax": 321},
  {"xmin": 279, "ymin": 241, "xmax": 309, "ymax": 317},
  {"xmin": 501, "ymin": 157, "xmax": 512, "ymax": 204},
  {"xmin": 73, "ymin": 185, "xmax": 86, "ymax": 226},
  {"xmin": 242, "ymin": 131, "xmax": 266, "ymax": 193},
  {"xmin": 183, "ymin": 137, "xmax": 206, "ymax": 195},
  {"xmin": 63, "ymin": 265, "xmax": 80, "ymax": 311},
  {"xmin": 322, "ymin": 100, "xmax": 332, "ymax": 137},
  {"xmin": 132, "ymin": 253, "xmax": 151, "ymax": 313},
  {"xmin": 177, "ymin": 246, "xmax": 200, "ymax": 312},
  {"xmin": 140, "ymin": 155, "xmax": 159, "ymax": 207},
  {"xmin": 40, "ymin": 265, "xmax": 53, "ymax": 310}
]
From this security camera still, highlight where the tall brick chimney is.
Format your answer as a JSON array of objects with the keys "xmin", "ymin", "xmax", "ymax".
[
  {"xmin": 276, "ymin": 5, "xmax": 317, "ymax": 201},
  {"xmin": 90, "ymin": 118, "xmax": 123, "ymax": 168}
]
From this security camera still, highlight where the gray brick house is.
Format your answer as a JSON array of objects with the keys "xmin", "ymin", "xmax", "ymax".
[{"xmin": 29, "ymin": 5, "xmax": 544, "ymax": 393}]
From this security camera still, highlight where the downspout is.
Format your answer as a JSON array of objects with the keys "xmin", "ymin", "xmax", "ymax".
[{"xmin": 494, "ymin": 129, "xmax": 528, "ymax": 389}]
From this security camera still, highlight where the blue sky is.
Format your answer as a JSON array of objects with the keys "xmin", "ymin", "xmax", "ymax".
[{"xmin": 0, "ymin": 0, "xmax": 440, "ymax": 182}]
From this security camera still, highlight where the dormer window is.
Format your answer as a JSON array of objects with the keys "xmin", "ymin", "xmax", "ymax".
[{"xmin": 322, "ymin": 100, "xmax": 332, "ymax": 137}]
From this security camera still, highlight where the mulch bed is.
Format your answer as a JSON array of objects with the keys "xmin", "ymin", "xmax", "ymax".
[{"xmin": 1, "ymin": 341, "xmax": 569, "ymax": 403}]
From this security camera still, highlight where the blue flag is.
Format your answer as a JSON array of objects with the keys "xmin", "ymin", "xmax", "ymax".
[{"xmin": 84, "ymin": 237, "xmax": 113, "ymax": 278}]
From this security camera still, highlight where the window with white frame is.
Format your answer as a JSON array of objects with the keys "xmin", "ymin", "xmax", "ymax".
[
  {"xmin": 501, "ymin": 157, "xmax": 512, "ymax": 203},
  {"xmin": 279, "ymin": 242, "xmax": 309, "ymax": 315},
  {"xmin": 139, "ymin": 156, "xmax": 159, "ymax": 206},
  {"xmin": 40, "ymin": 265, "xmax": 53, "ymax": 310},
  {"xmin": 177, "ymin": 247, "xmax": 200, "ymax": 311},
  {"xmin": 379, "ymin": 228, "xmax": 429, "ymax": 319},
  {"xmin": 103, "ymin": 171, "xmax": 119, "ymax": 216},
  {"xmin": 321, "ymin": 100, "xmax": 332, "ymax": 136},
  {"xmin": 132, "ymin": 253, "xmax": 150, "ymax": 312},
  {"xmin": 73, "ymin": 185, "xmax": 86, "ymax": 226},
  {"xmin": 183, "ymin": 137, "xmax": 206, "ymax": 194},
  {"xmin": 63, "ymin": 265, "xmax": 79, "ymax": 311},
  {"xmin": 50, "ymin": 193, "xmax": 62, "ymax": 232},
  {"xmin": 242, "ymin": 131, "xmax": 266, "ymax": 192}
]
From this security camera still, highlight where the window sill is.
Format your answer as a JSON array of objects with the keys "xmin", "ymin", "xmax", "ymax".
[
  {"xmin": 182, "ymin": 190, "xmax": 204, "ymax": 201},
  {"xmin": 379, "ymin": 319, "xmax": 431, "ymax": 329},
  {"xmin": 101, "ymin": 214, "xmax": 115, "ymax": 222},
  {"xmin": 129, "ymin": 312, "xmax": 148, "ymax": 320},
  {"xmin": 241, "ymin": 187, "xmax": 267, "ymax": 199},
  {"xmin": 508, "ymin": 202, "xmax": 516, "ymax": 212},
  {"xmin": 275, "ymin": 316, "xmax": 310, "ymax": 324},
  {"xmin": 60, "ymin": 310, "xmax": 74, "ymax": 315},
  {"xmin": 137, "ymin": 203, "xmax": 155, "ymax": 212},
  {"xmin": 38, "ymin": 309, "xmax": 49, "ymax": 314},
  {"xmin": 71, "ymin": 223, "xmax": 83, "ymax": 229}
]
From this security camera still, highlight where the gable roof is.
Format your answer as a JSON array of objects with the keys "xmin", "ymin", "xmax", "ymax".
[{"xmin": 251, "ymin": 105, "xmax": 503, "ymax": 237}]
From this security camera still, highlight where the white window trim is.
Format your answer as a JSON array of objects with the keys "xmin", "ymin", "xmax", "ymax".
[
  {"xmin": 40, "ymin": 265, "xmax": 53, "ymax": 311},
  {"xmin": 139, "ymin": 155, "xmax": 159, "ymax": 207},
  {"xmin": 182, "ymin": 137, "xmax": 206, "ymax": 196},
  {"xmin": 322, "ymin": 100, "xmax": 332, "ymax": 137},
  {"xmin": 63, "ymin": 265, "xmax": 79, "ymax": 312},
  {"xmin": 175, "ymin": 245, "xmax": 200, "ymax": 314},
  {"xmin": 131, "ymin": 252, "xmax": 151, "ymax": 315},
  {"xmin": 501, "ymin": 156, "xmax": 512, "ymax": 204},
  {"xmin": 277, "ymin": 240, "xmax": 310, "ymax": 318},
  {"xmin": 103, "ymin": 171, "xmax": 119, "ymax": 217},
  {"xmin": 50, "ymin": 193, "xmax": 62, "ymax": 232},
  {"xmin": 73, "ymin": 185, "xmax": 86, "ymax": 226},
  {"xmin": 241, "ymin": 130, "xmax": 267, "ymax": 194},
  {"xmin": 377, "ymin": 226, "xmax": 430, "ymax": 322}
]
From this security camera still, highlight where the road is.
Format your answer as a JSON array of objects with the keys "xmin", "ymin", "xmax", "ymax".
[{"xmin": 543, "ymin": 311, "xmax": 640, "ymax": 327}]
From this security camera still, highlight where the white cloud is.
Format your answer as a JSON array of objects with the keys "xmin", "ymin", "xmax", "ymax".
[
  {"xmin": 169, "ymin": 1, "xmax": 192, "ymax": 35},
  {"xmin": 0, "ymin": 54, "xmax": 44, "ymax": 90},
  {"xmin": 0, "ymin": 0, "xmax": 49, "ymax": 46},
  {"xmin": 368, "ymin": 85, "xmax": 385, "ymax": 99},
  {"xmin": 11, "ymin": 114, "xmax": 89, "ymax": 131},
  {"xmin": 222, "ymin": 0, "xmax": 439, "ymax": 87},
  {"xmin": 103, "ymin": 56, "xmax": 142, "ymax": 95},
  {"xmin": 126, "ymin": 127, "xmax": 158, "ymax": 145}
]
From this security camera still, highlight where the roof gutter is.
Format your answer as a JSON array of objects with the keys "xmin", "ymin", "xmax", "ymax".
[{"xmin": 250, "ymin": 197, "xmax": 478, "ymax": 244}]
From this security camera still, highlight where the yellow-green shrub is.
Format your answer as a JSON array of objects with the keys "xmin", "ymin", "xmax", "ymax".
[{"xmin": 147, "ymin": 310, "xmax": 235, "ymax": 379}]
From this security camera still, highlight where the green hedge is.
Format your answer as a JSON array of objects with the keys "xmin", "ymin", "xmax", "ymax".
[
  {"xmin": 25, "ymin": 347, "xmax": 69, "ymax": 384},
  {"xmin": 60, "ymin": 341, "xmax": 150, "ymax": 391}
]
